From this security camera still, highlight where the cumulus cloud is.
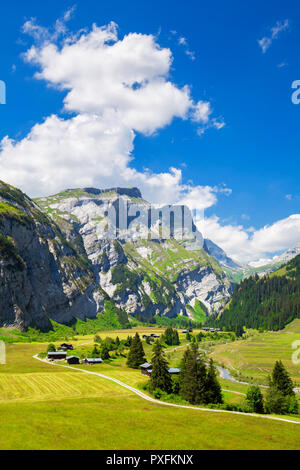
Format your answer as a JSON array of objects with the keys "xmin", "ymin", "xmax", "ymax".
[
  {"xmin": 0, "ymin": 17, "xmax": 225, "ymax": 208},
  {"xmin": 1, "ymin": 14, "xmax": 298, "ymax": 264},
  {"xmin": 198, "ymin": 214, "xmax": 300, "ymax": 264},
  {"xmin": 258, "ymin": 19, "xmax": 289, "ymax": 53}
]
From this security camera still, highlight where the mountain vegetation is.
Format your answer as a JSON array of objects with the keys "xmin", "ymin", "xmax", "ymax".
[{"xmin": 210, "ymin": 254, "xmax": 300, "ymax": 331}]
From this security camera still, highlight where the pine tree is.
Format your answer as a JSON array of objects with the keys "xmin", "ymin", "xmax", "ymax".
[
  {"xmin": 150, "ymin": 341, "xmax": 172, "ymax": 393},
  {"xmin": 246, "ymin": 386, "xmax": 264, "ymax": 413},
  {"xmin": 269, "ymin": 360, "xmax": 295, "ymax": 397},
  {"xmin": 205, "ymin": 359, "xmax": 223, "ymax": 404},
  {"xmin": 163, "ymin": 328, "xmax": 180, "ymax": 346},
  {"xmin": 100, "ymin": 343, "xmax": 110, "ymax": 360},
  {"xmin": 265, "ymin": 361, "xmax": 297, "ymax": 415},
  {"xmin": 179, "ymin": 348, "xmax": 199, "ymax": 404},
  {"xmin": 126, "ymin": 333, "xmax": 146, "ymax": 369},
  {"xmin": 179, "ymin": 347, "xmax": 207, "ymax": 404}
]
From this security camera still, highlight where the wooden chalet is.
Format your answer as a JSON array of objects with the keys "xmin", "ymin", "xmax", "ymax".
[
  {"xmin": 59, "ymin": 343, "xmax": 74, "ymax": 351},
  {"xmin": 139, "ymin": 363, "xmax": 180, "ymax": 377},
  {"xmin": 83, "ymin": 358, "xmax": 103, "ymax": 365},
  {"xmin": 47, "ymin": 351, "xmax": 67, "ymax": 360},
  {"xmin": 66, "ymin": 356, "xmax": 80, "ymax": 365}
]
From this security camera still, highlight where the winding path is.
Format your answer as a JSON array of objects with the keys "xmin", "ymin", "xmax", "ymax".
[{"xmin": 33, "ymin": 355, "xmax": 300, "ymax": 425}]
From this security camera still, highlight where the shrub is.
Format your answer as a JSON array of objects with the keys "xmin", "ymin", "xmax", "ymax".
[{"xmin": 46, "ymin": 343, "xmax": 56, "ymax": 353}]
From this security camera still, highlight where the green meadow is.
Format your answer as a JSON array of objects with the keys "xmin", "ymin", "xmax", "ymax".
[
  {"xmin": 0, "ymin": 326, "xmax": 299, "ymax": 450},
  {"xmin": 210, "ymin": 320, "xmax": 300, "ymax": 386}
]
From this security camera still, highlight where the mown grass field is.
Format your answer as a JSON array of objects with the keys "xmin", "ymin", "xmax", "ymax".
[
  {"xmin": 0, "ymin": 326, "xmax": 299, "ymax": 449},
  {"xmin": 210, "ymin": 320, "xmax": 300, "ymax": 386}
]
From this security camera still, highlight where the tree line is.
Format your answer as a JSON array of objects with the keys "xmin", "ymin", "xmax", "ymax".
[{"xmin": 208, "ymin": 255, "xmax": 300, "ymax": 332}]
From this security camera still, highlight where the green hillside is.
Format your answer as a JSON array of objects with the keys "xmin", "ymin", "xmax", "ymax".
[{"xmin": 212, "ymin": 254, "xmax": 300, "ymax": 331}]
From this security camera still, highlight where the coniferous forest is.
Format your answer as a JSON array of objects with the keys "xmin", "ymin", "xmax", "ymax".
[{"xmin": 211, "ymin": 254, "xmax": 300, "ymax": 331}]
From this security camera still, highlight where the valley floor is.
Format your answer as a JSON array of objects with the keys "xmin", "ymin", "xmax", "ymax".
[
  {"xmin": 0, "ymin": 327, "xmax": 299, "ymax": 450},
  {"xmin": 209, "ymin": 319, "xmax": 300, "ymax": 386}
]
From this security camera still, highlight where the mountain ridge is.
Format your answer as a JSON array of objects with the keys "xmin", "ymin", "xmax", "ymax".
[{"xmin": 0, "ymin": 181, "xmax": 232, "ymax": 329}]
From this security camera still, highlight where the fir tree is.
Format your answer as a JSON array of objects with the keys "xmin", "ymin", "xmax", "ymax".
[
  {"xmin": 269, "ymin": 360, "xmax": 295, "ymax": 397},
  {"xmin": 246, "ymin": 386, "xmax": 264, "ymax": 413},
  {"xmin": 100, "ymin": 343, "xmax": 110, "ymax": 360},
  {"xmin": 163, "ymin": 328, "xmax": 180, "ymax": 346},
  {"xmin": 126, "ymin": 333, "xmax": 146, "ymax": 369},
  {"xmin": 179, "ymin": 348, "xmax": 199, "ymax": 404},
  {"xmin": 205, "ymin": 359, "xmax": 223, "ymax": 404},
  {"xmin": 150, "ymin": 341, "xmax": 172, "ymax": 393},
  {"xmin": 265, "ymin": 361, "xmax": 297, "ymax": 415}
]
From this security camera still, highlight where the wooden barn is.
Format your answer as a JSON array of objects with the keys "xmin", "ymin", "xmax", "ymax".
[
  {"xmin": 139, "ymin": 362, "xmax": 152, "ymax": 376},
  {"xmin": 47, "ymin": 351, "xmax": 67, "ymax": 360},
  {"xmin": 59, "ymin": 343, "xmax": 74, "ymax": 351},
  {"xmin": 66, "ymin": 356, "xmax": 80, "ymax": 365},
  {"xmin": 83, "ymin": 358, "xmax": 103, "ymax": 365}
]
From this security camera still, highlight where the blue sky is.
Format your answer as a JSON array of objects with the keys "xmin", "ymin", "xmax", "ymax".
[{"xmin": 0, "ymin": 0, "xmax": 300, "ymax": 263}]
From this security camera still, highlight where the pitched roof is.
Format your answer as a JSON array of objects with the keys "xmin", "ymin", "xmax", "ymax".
[
  {"xmin": 168, "ymin": 368, "xmax": 181, "ymax": 374},
  {"xmin": 139, "ymin": 362, "xmax": 152, "ymax": 369},
  {"xmin": 48, "ymin": 351, "xmax": 67, "ymax": 356}
]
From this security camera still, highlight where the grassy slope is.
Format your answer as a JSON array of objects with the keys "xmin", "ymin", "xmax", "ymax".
[
  {"xmin": 210, "ymin": 319, "xmax": 300, "ymax": 385},
  {"xmin": 0, "ymin": 327, "xmax": 299, "ymax": 449}
]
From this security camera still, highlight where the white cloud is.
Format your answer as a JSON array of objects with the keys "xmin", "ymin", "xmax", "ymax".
[
  {"xmin": 0, "ymin": 18, "xmax": 224, "ymax": 209},
  {"xmin": 198, "ymin": 214, "xmax": 300, "ymax": 264},
  {"xmin": 258, "ymin": 19, "xmax": 289, "ymax": 53}
]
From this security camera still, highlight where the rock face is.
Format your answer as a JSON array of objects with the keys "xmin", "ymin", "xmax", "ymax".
[
  {"xmin": 0, "ymin": 181, "xmax": 104, "ymax": 330},
  {"xmin": 203, "ymin": 239, "xmax": 242, "ymax": 269},
  {"xmin": 0, "ymin": 182, "xmax": 233, "ymax": 329},
  {"xmin": 35, "ymin": 187, "xmax": 233, "ymax": 321}
]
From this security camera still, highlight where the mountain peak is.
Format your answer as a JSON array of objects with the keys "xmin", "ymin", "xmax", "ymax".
[{"xmin": 63, "ymin": 187, "xmax": 142, "ymax": 199}]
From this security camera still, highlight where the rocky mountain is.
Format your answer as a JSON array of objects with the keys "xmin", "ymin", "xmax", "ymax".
[
  {"xmin": 0, "ymin": 181, "xmax": 104, "ymax": 330},
  {"xmin": 0, "ymin": 181, "xmax": 233, "ymax": 330},
  {"xmin": 266, "ymin": 243, "xmax": 300, "ymax": 267},
  {"xmin": 203, "ymin": 239, "xmax": 243, "ymax": 269}
]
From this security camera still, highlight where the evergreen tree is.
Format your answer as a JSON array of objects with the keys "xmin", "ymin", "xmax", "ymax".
[
  {"xmin": 269, "ymin": 360, "xmax": 295, "ymax": 397},
  {"xmin": 92, "ymin": 345, "xmax": 100, "ymax": 357},
  {"xmin": 179, "ymin": 348, "xmax": 199, "ymax": 404},
  {"xmin": 205, "ymin": 359, "xmax": 223, "ymax": 404},
  {"xmin": 265, "ymin": 361, "xmax": 298, "ymax": 415},
  {"xmin": 179, "ymin": 347, "xmax": 207, "ymax": 404},
  {"xmin": 150, "ymin": 341, "xmax": 172, "ymax": 393},
  {"xmin": 246, "ymin": 386, "xmax": 264, "ymax": 413},
  {"xmin": 100, "ymin": 343, "xmax": 110, "ymax": 360},
  {"xmin": 126, "ymin": 333, "xmax": 146, "ymax": 369},
  {"xmin": 163, "ymin": 328, "xmax": 180, "ymax": 346},
  {"xmin": 47, "ymin": 344, "xmax": 56, "ymax": 353},
  {"xmin": 115, "ymin": 336, "xmax": 120, "ymax": 347}
]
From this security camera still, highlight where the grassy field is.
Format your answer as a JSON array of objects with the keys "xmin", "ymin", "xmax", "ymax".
[
  {"xmin": 0, "ymin": 326, "xmax": 299, "ymax": 449},
  {"xmin": 210, "ymin": 320, "xmax": 300, "ymax": 386}
]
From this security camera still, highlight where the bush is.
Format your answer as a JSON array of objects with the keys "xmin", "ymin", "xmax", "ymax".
[
  {"xmin": 153, "ymin": 388, "xmax": 163, "ymax": 399},
  {"xmin": 46, "ymin": 343, "xmax": 56, "ymax": 353}
]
